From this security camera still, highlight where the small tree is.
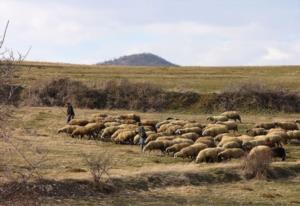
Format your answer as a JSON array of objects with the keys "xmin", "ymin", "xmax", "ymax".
[{"xmin": 84, "ymin": 151, "xmax": 113, "ymax": 185}]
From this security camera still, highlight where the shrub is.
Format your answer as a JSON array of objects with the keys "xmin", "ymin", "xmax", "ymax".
[{"xmin": 84, "ymin": 152, "xmax": 112, "ymax": 185}]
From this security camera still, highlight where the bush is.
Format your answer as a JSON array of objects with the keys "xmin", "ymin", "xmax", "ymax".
[
  {"xmin": 84, "ymin": 152, "xmax": 112, "ymax": 185},
  {"xmin": 202, "ymin": 82, "xmax": 300, "ymax": 113}
]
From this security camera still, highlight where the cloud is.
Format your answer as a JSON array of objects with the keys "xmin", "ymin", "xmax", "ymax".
[{"xmin": 263, "ymin": 48, "xmax": 290, "ymax": 61}]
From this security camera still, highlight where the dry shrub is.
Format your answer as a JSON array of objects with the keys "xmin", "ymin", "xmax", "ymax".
[
  {"xmin": 241, "ymin": 151, "xmax": 272, "ymax": 179},
  {"xmin": 84, "ymin": 152, "xmax": 112, "ymax": 185},
  {"xmin": 25, "ymin": 78, "xmax": 200, "ymax": 112},
  {"xmin": 203, "ymin": 82, "xmax": 300, "ymax": 113},
  {"xmin": 25, "ymin": 78, "xmax": 106, "ymax": 108}
]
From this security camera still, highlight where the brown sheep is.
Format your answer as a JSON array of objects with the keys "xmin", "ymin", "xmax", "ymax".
[
  {"xmin": 141, "ymin": 120, "xmax": 159, "ymax": 127},
  {"xmin": 68, "ymin": 119, "xmax": 89, "ymax": 126},
  {"xmin": 119, "ymin": 114, "xmax": 140, "ymax": 122},
  {"xmin": 202, "ymin": 125, "xmax": 228, "ymax": 137},
  {"xmin": 155, "ymin": 120, "xmax": 170, "ymax": 129},
  {"xmin": 275, "ymin": 122, "xmax": 298, "ymax": 130},
  {"xmin": 195, "ymin": 137, "xmax": 215, "ymax": 147},
  {"xmin": 145, "ymin": 133, "xmax": 163, "ymax": 143},
  {"xmin": 217, "ymin": 148, "xmax": 245, "ymax": 161},
  {"xmin": 57, "ymin": 125, "xmax": 79, "ymax": 134},
  {"xmin": 254, "ymin": 122, "xmax": 276, "ymax": 130},
  {"xmin": 84, "ymin": 123, "xmax": 105, "ymax": 139},
  {"xmin": 247, "ymin": 128, "xmax": 267, "ymax": 136},
  {"xmin": 207, "ymin": 115, "xmax": 228, "ymax": 123},
  {"xmin": 287, "ymin": 130, "xmax": 300, "ymax": 140},
  {"xmin": 172, "ymin": 138, "xmax": 194, "ymax": 145},
  {"xmin": 174, "ymin": 143, "xmax": 208, "ymax": 159},
  {"xmin": 184, "ymin": 123, "xmax": 203, "ymax": 129},
  {"xmin": 104, "ymin": 122, "xmax": 120, "ymax": 128},
  {"xmin": 101, "ymin": 126, "xmax": 120, "ymax": 139},
  {"xmin": 165, "ymin": 142, "xmax": 192, "ymax": 154},
  {"xmin": 196, "ymin": 147, "xmax": 224, "ymax": 163},
  {"xmin": 164, "ymin": 125, "xmax": 183, "ymax": 135},
  {"xmin": 220, "ymin": 111, "xmax": 241, "ymax": 122},
  {"xmin": 181, "ymin": 132, "xmax": 200, "ymax": 141},
  {"xmin": 114, "ymin": 130, "xmax": 137, "ymax": 144},
  {"xmin": 217, "ymin": 136, "xmax": 242, "ymax": 147},
  {"xmin": 175, "ymin": 127, "xmax": 202, "ymax": 135},
  {"xmin": 217, "ymin": 121, "xmax": 238, "ymax": 131},
  {"xmin": 236, "ymin": 135, "xmax": 254, "ymax": 143},
  {"xmin": 222, "ymin": 141, "xmax": 242, "ymax": 149},
  {"xmin": 143, "ymin": 140, "xmax": 174, "ymax": 153},
  {"xmin": 156, "ymin": 136, "xmax": 176, "ymax": 141},
  {"xmin": 71, "ymin": 126, "xmax": 89, "ymax": 138},
  {"xmin": 214, "ymin": 133, "xmax": 232, "ymax": 142},
  {"xmin": 247, "ymin": 145, "xmax": 272, "ymax": 160}
]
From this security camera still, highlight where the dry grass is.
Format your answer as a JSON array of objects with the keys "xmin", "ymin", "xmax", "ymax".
[{"xmin": 13, "ymin": 62, "xmax": 300, "ymax": 93}]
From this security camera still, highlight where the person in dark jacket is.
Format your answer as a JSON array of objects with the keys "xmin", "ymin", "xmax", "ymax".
[
  {"xmin": 66, "ymin": 102, "xmax": 75, "ymax": 123},
  {"xmin": 138, "ymin": 122, "xmax": 147, "ymax": 151}
]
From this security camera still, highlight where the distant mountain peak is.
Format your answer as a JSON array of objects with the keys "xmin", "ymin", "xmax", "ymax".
[{"xmin": 98, "ymin": 53, "xmax": 178, "ymax": 67}]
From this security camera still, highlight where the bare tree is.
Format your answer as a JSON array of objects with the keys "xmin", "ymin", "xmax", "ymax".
[{"xmin": 0, "ymin": 21, "xmax": 46, "ymax": 205}]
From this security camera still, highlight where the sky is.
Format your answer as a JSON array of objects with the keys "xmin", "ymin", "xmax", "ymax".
[{"xmin": 0, "ymin": 0, "xmax": 300, "ymax": 66}]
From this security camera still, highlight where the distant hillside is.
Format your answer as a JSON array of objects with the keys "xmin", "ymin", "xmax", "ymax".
[{"xmin": 98, "ymin": 53, "xmax": 178, "ymax": 67}]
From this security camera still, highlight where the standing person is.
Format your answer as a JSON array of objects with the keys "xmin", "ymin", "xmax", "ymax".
[
  {"xmin": 138, "ymin": 122, "xmax": 147, "ymax": 151},
  {"xmin": 66, "ymin": 102, "xmax": 75, "ymax": 123}
]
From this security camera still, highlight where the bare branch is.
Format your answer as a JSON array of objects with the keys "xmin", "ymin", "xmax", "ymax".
[{"xmin": 0, "ymin": 20, "xmax": 9, "ymax": 49}]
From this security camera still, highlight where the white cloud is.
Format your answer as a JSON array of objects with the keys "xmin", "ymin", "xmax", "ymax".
[{"xmin": 263, "ymin": 48, "xmax": 290, "ymax": 61}]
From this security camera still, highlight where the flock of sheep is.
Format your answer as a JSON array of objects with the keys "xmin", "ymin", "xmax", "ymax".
[{"xmin": 58, "ymin": 111, "xmax": 300, "ymax": 163}]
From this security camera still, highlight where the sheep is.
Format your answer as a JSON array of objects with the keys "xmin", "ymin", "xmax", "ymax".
[
  {"xmin": 172, "ymin": 138, "xmax": 194, "ymax": 145},
  {"xmin": 164, "ymin": 125, "xmax": 183, "ymax": 135},
  {"xmin": 141, "ymin": 120, "xmax": 159, "ymax": 128},
  {"xmin": 195, "ymin": 147, "xmax": 224, "ymax": 163},
  {"xmin": 170, "ymin": 120, "xmax": 189, "ymax": 126},
  {"xmin": 118, "ymin": 124, "xmax": 138, "ymax": 129},
  {"xmin": 236, "ymin": 135, "xmax": 254, "ymax": 143},
  {"xmin": 68, "ymin": 119, "xmax": 89, "ymax": 126},
  {"xmin": 157, "ymin": 123, "xmax": 173, "ymax": 133},
  {"xmin": 111, "ymin": 129, "xmax": 130, "ymax": 140},
  {"xmin": 133, "ymin": 134, "xmax": 140, "ymax": 145},
  {"xmin": 181, "ymin": 132, "xmax": 199, "ymax": 141},
  {"xmin": 143, "ymin": 140, "xmax": 174, "ymax": 153},
  {"xmin": 195, "ymin": 137, "xmax": 215, "ymax": 147},
  {"xmin": 275, "ymin": 122, "xmax": 298, "ymax": 130},
  {"xmin": 119, "ymin": 114, "xmax": 141, "ymax": 122},
  {"xmin": 184, "ymin": 123, "xmax": 203, "ymax": 129},
  {"xmin": 222, "ymin": 141, "xmax": 242, "ymax": 149},
  {"xmin": 217, "ymin": 136, "xmax": 242, "ymax": 147},
  {"xmin": 155, "ymin": 120, "xmax": 170, "ymax": 129},
  {"xmin": 145, "ymin": 133, "xmax": 163, "ymax": 143},
  {"xmin": 156, "ymin": 136, "xmax": 176, "ymax": 141},
  {"xmin": 247, "ymin": 128, "xmax": 268, "ymax": 136},
  {"xmin": 214, "ymin": 133, "xmax": 232, "ymax": 142},
  {"xmin": 202, "ymin": 125, "xmax": 228, "ymax": 137},
  {"xmin": 220, "ymin": 111, "xmax": 241, "ymax": 122},
  {"xmin": 207, "ymin": 115, "xmax": 228, "ymax": 123},
  {"xmin": 114, "ymin": 130, "xmax": 137, "ymax": 144},
  {"xmin": 217, "ymin": 148, "xmax": 245, "ymax": 161},
  {"xmin": 287, "ymin": 130, "xmax": 300, "ymax": 140},
  {"xmin": 101, "ymin": 126, "xmax": 120, "ymax": 139},
  {"xmin": 242, "ymin": 139, "xmax": 268, "ymax": 151},
  {"xmin": 120, "ymin": 119, "xmax": 137, "ymax": 124},
  {"xmin": 175, "ymin": 127, "xmax": 202, "ymax": 135},
  {"xmin": 174, "ymin": 143, "xmax": 208, "ymax": 159},
  {"xmin": 165, "ymin": 142, "xmax": 192, "ymax": 154},
  {"xmin": 84, "ymin": 123, "xmax": 105, "ymax": 139},
  {"xmin": 254, "ymin": 122, "xmax": 276, "ymax": 130},
  {"xmin": 217, "ymin": 121, "xmax": 238, "ymax": 131},
  {"xmin": 71, "ymin": 126, "xmax": 89, "ymax": 138},
  {"xmin": 247, "ymin": 145, "xmax": 285, "ymax": 161},
  {"xmin": 104, "ymin": 122, "xmax": 120, "ymax": 127},
  {"xmin": 58, "ymin": 125, "xmax": 79, "ymax": 134}
]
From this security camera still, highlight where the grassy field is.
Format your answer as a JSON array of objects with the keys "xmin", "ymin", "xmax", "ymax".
[
  {"xmin": 2, "ymin": 106, "xmax": 300, "ymax": 205},
  {"xmin": 14, "ymin": 62, "xmax": 300, "ymax": 93},
  {"xmin": 2, "ymin": 61, "xmax": 300, "ymax": 205}
]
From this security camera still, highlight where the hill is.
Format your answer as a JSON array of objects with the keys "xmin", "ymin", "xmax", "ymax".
[{"xmin": 98, "ymin": 53, "xmax": 178, "ymax": 67}]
